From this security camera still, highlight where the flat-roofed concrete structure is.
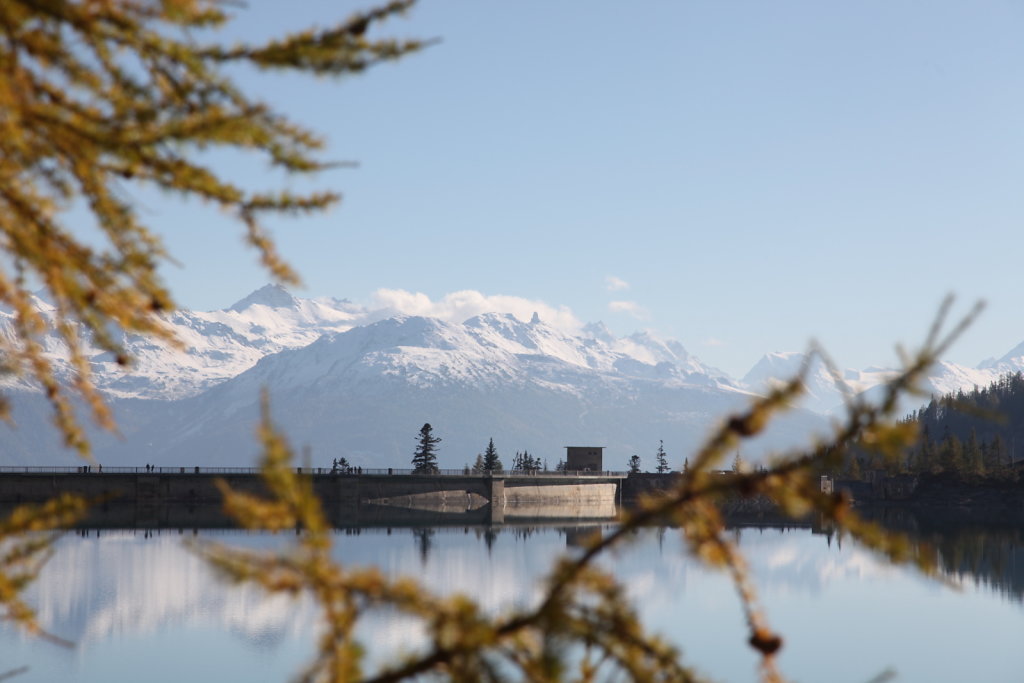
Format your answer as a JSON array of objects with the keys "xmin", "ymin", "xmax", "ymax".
[{"xmin": 565, "ymin": 446, "xmax": 604, "ymax": 472}]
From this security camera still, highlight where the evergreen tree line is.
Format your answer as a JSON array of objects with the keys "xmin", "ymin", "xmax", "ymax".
[
  {"xmin": 414, "ymin": 427, "xmax": 733, "ymax": 477},
  {"xmin": 626, "ymin": 440, "xmax": 680, "ymax": 474},
  {"xmin": 410, "ymin": 425, "xmax": 547, "ymax": 474},
  {"xmin": 841, "ymin": 372, "xmax": 1024, "ymax": 481},
  {"xmin": 468, "ymin": 438, "xmax": 545, "ymax": 474}
]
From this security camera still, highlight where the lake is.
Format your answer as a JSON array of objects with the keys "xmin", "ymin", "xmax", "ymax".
[{"xmin": 2, "ymin": 514, "xmax": 1023, "ymax": 682}]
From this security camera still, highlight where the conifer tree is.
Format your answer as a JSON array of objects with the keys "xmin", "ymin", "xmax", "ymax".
[
  {"xmin": 412, "ymin": 423, "xmax": 440, "ymax": 474},
  {"xmin": 966, "ymin": 428, "xmax": 985, "ymax": 476},
  {"xmin": 481, "ymin": 437, "xmax": 503, "ymax": 473},
  {"xmin": 628, "ymin": 454, "xmax": 642, "ymax": 474},
  {"xmin": 940, "ymin": 428, "xmax": 964, "ymax": 475},
  {"xmin": 514, "ymin": 450, "xmax": 539, "ymax": 472},
  {"xmin": 655, "ymin": 440, "xmax": 670, "ymax": 473},
  {"xmin": 991, "ymin": 434, "xmax": 1007, "ymax": 470},
  {"xmin": 471, "ymin": 453, "xmax": 486, "ymax": 473},
  {"xmin": 526, "ymin": 451, "xmax": 539, "ymax": 471},
  {"xmin": 847, "ymin": 455, "xmax": 862, "ymax": 480}
]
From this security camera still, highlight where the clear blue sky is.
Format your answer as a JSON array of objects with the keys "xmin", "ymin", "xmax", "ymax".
[{"xmin": 138, "ymin": 1, "xmax": 1024, "ymax": 378}]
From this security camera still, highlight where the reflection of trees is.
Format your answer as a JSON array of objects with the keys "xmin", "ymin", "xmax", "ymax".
[
  {"xmin": 930, "ymin": 530, "xmax": 1024, "ymax": 602},
  {"xmin": 483, "ymin": 528, "xmax": 498, "ymax": 554},
  {"xmin": 864, "ymin": 507, "xmax": 1024, "ymax": 602},
  {"xmin": 413, "ymin": 529, "xmax": 434, "ymax": 566}
]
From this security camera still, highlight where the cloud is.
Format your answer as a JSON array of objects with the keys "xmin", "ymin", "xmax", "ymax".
[
  {"xmin": 605, "ymin": 276, "xmax": 630, "ymax": 292},
  {"xmin": 702, "ymin": 337, "xmax": 725, "ymax": 347},
  {"xmin": 608, "ymin": 300, "xmax": 649, "ymax": 320},
  {"xmin": 368, "ymin": 289, "xmax": 584, "ymax": 332}
]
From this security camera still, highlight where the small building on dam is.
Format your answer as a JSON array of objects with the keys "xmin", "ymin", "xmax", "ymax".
[{"xmin": 565, "ymin": 446, "xmax": 604, "ymax": 472}]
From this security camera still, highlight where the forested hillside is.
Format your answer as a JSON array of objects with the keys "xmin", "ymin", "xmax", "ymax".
[{"xmin": 897, "ymin": 373, "xmax": 1024, "ymax": 480}]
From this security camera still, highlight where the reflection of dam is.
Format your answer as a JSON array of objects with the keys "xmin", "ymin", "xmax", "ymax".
[
  {"xmin": 367, "ymin": 479, "xmax": 619, "ymax": 523},
  {"xmin": 0, "ymin": 469, "xmax": 624, "ymax": 526}
]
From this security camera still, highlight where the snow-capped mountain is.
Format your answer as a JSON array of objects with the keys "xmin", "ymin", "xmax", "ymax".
[
  {"xmin": 93, "ymin": 285, "xmax": 367, "ymax": 399},
  {"xmin": 3, "ymin": 284, "xmax": 1023, "ymax": 467},
  {"xmin": 979, "ymin": 341, "xmax": 1024, "ymax": 376},
  {"xmin": 84, "ymin": 311, "xmax": 818, "ymax": 469},
  {"xmin": 218, "ymin": 312, "xmax": 732, "ymax": 396},
  {"xmin": 0, "ymin": 285, "xmax": 364, "ymax": 400},
  {"xmin": 742, "ymin": 352, "xmax": 900, "ymax": 414},
  {"xmin": 743, "ymin": 351, "xmax": 1005, "ymax": 415}
]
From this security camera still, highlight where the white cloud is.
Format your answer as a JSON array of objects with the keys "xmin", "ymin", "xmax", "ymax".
[
  {"xmin": 369, "ymin": 289, "xmax": 584, "ymax": 332},
  {"xmin": 608, "ymin": 300, "xmax": 649, "ymax": 320},
  {"xmin": 605, "ymin": 276, "xmax": 630, "ymax": 292},
  {"xmin": 702, "ymin": 337, "xmax": 725, "ymax": 347}
]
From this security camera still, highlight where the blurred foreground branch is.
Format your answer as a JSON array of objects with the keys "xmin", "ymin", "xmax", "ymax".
[
  {"xmin": 0, "ymin": 494, "xmax": 87, "ymax": 645},
  {"xmin": 0, "ymin": 0, "xmax": 426, "ymax": 454}
]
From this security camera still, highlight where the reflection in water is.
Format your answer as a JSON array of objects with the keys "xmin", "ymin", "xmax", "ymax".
[
  {"xmin": 482, "ymin": 527, "xmax": 497, "ymax": 554},
  {"xmin": 1, "ymin": 519, "xmax": 1023, "ymax": 682},
  {"xmin": 34, "ymin": 530, "xmax": 318, "ymax": 646},
  {"xmin": 862, "ymin": 506, "xmax": 1024, "ymax": 603},
  {"xmin": 413, "ymin": 528, "xmax": 434, "ymax": 566},
  {"xmin": 934, "ymin": 529, "xmax": 1024, "ymax": 601}
]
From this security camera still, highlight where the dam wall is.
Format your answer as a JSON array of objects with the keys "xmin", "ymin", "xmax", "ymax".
[{"xmin": 0, "ymin": 471, "xmax": 624, "ymax": 514}]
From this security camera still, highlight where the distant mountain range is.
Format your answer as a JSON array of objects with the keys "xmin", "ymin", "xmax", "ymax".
[{"xmin": 2, "ymin": 285, "xmax": 1020, "ymax": 469}]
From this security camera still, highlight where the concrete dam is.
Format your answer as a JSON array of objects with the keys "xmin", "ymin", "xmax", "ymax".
[{"xmin": 0, "ymin": 467, "xmax": 628, "ymax": 526}]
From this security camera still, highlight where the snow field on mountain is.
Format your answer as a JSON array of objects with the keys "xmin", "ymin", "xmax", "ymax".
[{"xmin": 2, "ymin": 284, "xmax": 1023, "ymax": 466}]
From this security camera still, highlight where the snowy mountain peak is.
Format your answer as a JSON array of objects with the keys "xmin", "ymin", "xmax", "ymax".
[
  {"xmin": 227, "ymin": 284, "xmax": 297, "ymax": 312},
  {"xmin": 18, "ymin": 284, "xmax": 1024, "ymax": 468},
  {"xmin": 372, "ymin": 314, "xmax": 465, "ymax": 351},
  {"xmin": 742, "ymin": 351, "xmax": 809, "ymax": 387},
  {"xmin": 979, "ymin": 340, "xmax": 1024, "ymax": 373},
  {"xmin": 581, "ymin": 321, "xmax": 611, "ymax": 340},
  {"xmin": 626, "ymin": 331, "xmax": 691, "ymax": 364}
]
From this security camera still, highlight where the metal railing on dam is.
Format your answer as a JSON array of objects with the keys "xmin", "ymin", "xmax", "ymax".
[{"xmin": 0, "ymin": 466, "xmax": 628, "ymax": 477}]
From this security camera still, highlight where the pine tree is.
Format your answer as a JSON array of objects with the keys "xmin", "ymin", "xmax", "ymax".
[
  {"xmin": 628, "ymin": 455, "xmax": 642, "ymax": 474},
  {"xmin": 518, "ymin": 450, "xmax": 539, "ymax": 472},
  {"xmin": 941, "ymin": 430, "xmax": 965, "ymax": 476},
  {"xmin": 848, "ymin": 455, "xmax": 862, "ymax": 480},
  {"xmin": 482, "ymin": 438, "xmax": 503, "ymax": 473},
  {"xmin": 471, "ymin": 453, "xmax": 486, "ymax": 473},
  {"xmin": 966, "ymin": 428, "xmax": 985, "ymax": 476},
  {"xmin": 512, "ymin": 450, "xmax": 537, "ymax": 472},
  {"xmin": 655, "ymin": 440, "xmax": 670, "ymax": 474},
  {"xmin": 412, "ymin": 423, "xmax": 441, "ymax": 474},
  {"xmin": 991, "ymin": 434, "xmax": 1007, "ymax": 470}
]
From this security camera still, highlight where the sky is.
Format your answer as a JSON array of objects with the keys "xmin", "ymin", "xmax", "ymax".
[{"xmin": 125, "ymin": 1, "xmax": 1024, "ymax": 378}]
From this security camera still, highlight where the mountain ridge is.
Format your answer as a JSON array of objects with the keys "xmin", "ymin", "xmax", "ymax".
[{"xmin": 2, "ymin": 285, "xmax": 1022, "ymax": 468}]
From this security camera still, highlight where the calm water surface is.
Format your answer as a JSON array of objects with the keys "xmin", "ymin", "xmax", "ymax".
[{"xmin": 2, "ymin": 520, "xmax": 1023, "ymax": 682}]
